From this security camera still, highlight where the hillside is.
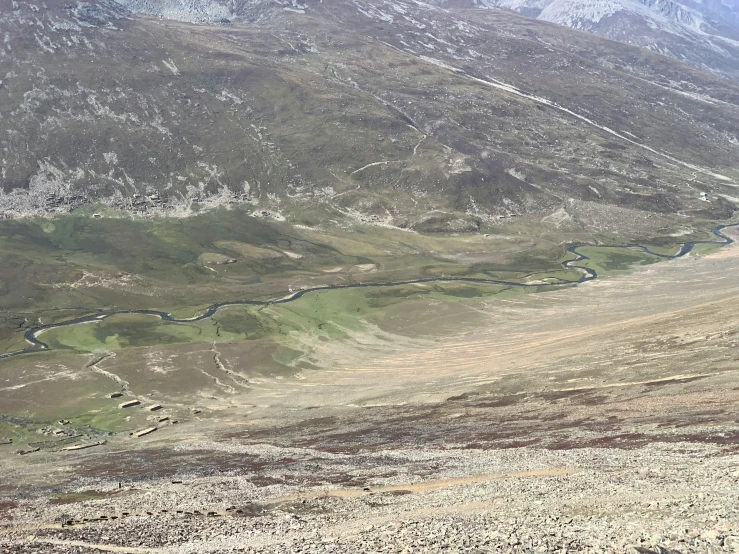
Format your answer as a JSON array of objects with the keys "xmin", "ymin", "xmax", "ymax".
[{"xmin": 1, "ymin": 0, "xmax": 739, "ymax": 234}]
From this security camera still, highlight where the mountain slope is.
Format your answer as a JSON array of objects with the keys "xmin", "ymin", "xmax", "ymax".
[
  {"xmin": 1, "ymin": 0, "xmax": 739, "ymax": 233},
  {"xmin": 472, "ymin": 0, "xmax": 739, "ymax": 82}
]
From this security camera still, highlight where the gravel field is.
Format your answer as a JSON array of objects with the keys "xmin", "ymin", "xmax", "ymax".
[{"xmin": 2, "ymin": 439, "xmax": 738, "ymax": 553}]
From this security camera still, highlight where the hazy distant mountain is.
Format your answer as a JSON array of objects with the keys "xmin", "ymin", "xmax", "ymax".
[{"xmin": 469, "ymin": 0, "xmax": 739, "ymax": 82}]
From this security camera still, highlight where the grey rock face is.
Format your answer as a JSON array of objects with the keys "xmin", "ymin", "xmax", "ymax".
[{"xmin": 115, "ymin": 0, "xmax": 232, "ymax": 23}]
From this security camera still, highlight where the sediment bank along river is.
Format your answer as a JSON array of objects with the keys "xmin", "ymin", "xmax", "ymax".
[{"xmin": 1, "ymin": 224, "xmax": 735, "ymax": 361}]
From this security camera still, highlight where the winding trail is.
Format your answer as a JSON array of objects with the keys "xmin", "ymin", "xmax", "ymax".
[{"xmin": 0, "ymin": 225, "xmax": 734, "ymax": 362}]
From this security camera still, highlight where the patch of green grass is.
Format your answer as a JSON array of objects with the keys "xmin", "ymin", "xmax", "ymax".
[
  {"xmin": 40, "ymin": 312, "xmax": 254, "ymax": 353},
  {"xmin": 0, "ymin": 332, "xmax": 30, "ymax": 355},
  {"xmin": 0, "ymin": 420, "xmax": 30, "ymax": 444},
  {"xmin": 639, "ymin": 244, "xmax": 683, "ymax": 256},
  {"xmin": 266, "ymin": 289, "xmax": 373, "ymax": 340},
  {"xmin": 690, "ymin": 243, "xmax": 724, "ymax": 256},
  {"xmin": 70, "ymin": 408, "xmax": 144, "ymax": 434},
  {"xmin": 573, "ymin": 246, "xmax": 663, "ymax": 276},
  {"xmin": 267, "ymin": 281, "xmax": 509, "ymax": 340}
]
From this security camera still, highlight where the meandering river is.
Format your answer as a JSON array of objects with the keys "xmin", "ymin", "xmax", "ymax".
[{"xmin": 1, "ymin": 224, "xmax": 734, "ymax": 361}]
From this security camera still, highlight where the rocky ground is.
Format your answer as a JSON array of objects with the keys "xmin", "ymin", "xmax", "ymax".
[{"xmin": 1, "ymin": 439, "xmax": 738, "ymax": 553}]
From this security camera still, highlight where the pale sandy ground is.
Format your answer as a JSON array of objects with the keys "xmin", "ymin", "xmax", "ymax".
[{"xmin": 245, "ymin": 227, "xmax": 739, "ymax": 409}]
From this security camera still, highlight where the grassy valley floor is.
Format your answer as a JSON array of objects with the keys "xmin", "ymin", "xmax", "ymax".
[{"xmin": 0, "ymin": 209, "xmax": 730, "ymax": 442}]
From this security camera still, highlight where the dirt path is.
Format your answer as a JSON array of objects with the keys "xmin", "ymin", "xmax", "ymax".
[{"xmin": 274, "ymin": 466, "xmax": 576, "ymax": 503}]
